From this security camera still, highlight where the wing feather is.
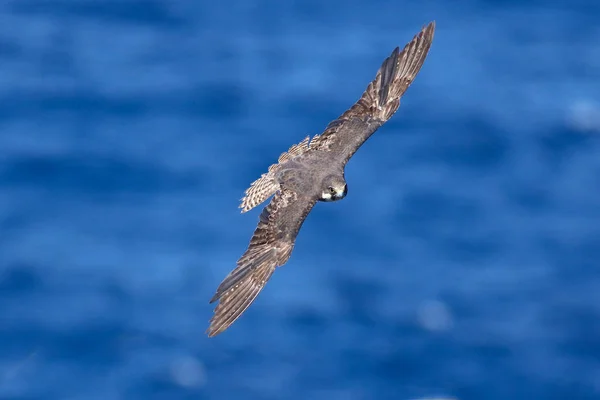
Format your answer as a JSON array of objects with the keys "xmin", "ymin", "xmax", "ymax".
[
  {"xmin": 309, "ymin": 21, "xmax": 435, "ymax": 163},
  {"xmin": 208, "ymin": 188, "xmax": 316, "ymax": 337},
  {"xmin": 214, "ymin": 22, "xmax": 435, "ymax": 336}
]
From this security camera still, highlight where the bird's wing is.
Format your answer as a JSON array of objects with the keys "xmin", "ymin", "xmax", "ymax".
[
  {"xmin": 207, "ymin": 188, "xmax": 317, "ymax": 337},
  {"xmin": 309, "ymin": 21, "xmax": 435, "ymax": 165}
]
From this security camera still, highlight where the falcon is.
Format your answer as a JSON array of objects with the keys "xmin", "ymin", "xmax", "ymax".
[{"xmin": 208, "ymin": 22, "xmax": 435, "ymax": 337}]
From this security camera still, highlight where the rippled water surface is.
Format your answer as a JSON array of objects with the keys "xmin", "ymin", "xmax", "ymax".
[{"xmin": 1, "ymin": 1, "xmax": 600, "ymax": 399}]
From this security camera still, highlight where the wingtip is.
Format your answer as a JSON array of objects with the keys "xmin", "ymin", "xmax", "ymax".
[
  {"xmin": 206, "ymin": 300, "xmax": 226, "ymax": 337},
  {"xmin": 391, "ymin": 19, "xmax": 436, "ymax": 58},
  {"xmin": 398, "ymin": 21, "xmax": 435, "ymax": 58},
  {"xmin": 206, "ymin": 326, "xmax": 219, "ymax": 338},
  {"xmin": 423, "ymin": 21, "xmax": 436, "ymax": 37},
  {"xmin": 206, "ymin": 305, "xmax": 226, "ymax": 338}
]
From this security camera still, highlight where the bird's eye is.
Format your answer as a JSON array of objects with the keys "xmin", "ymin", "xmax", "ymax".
[{"xmin": 328, "ymin": 187, "xmax": 336, "ymax": 194}]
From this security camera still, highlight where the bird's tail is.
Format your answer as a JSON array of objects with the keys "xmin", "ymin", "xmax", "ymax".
[
  {"xmin": 240, "ymin": 136, "xmax": 311, "ymax": 213},
  {"xmin": 240, "ymin": 172, "xmax": 279, "ymax": 213},
  {"xmin": 366, "ymin": 21, "xmax": 435, "ymax": 121}
]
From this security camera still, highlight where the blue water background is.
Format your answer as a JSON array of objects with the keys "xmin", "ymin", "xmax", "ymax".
[{"xmin": 1, "ymin": 1, "xmax": 600, "ymax": 399}]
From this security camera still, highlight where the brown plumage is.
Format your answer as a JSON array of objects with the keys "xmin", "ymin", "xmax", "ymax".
[
  {"xmin": 208, "ymin": 21, "xmax": 435, "ymax": 337},
  {"xmin": 208, "ymin": 189, "xmax": 316, "ymax": 337}
]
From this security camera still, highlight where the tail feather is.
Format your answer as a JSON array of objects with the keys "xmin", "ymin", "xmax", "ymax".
[
  {"xmin": 239, "ymin": 136, "xmax": 311, "ymax": 213},
  {"xmin": 239, "ymin": 173, "xmax": 279, "ymax": 213}
]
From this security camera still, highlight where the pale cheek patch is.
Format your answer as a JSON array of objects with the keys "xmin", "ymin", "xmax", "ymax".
[{"xmin": 321, "ymin": 192, "xmax": 333, "ymax": 201}]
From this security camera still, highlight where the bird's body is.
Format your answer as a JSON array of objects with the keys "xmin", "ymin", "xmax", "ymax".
[{"xmin": 208, "ymin": 22, "xmax": 436, "ymax": 337}]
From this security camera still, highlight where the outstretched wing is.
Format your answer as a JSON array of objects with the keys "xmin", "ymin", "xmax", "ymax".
[
  {"xmin": 207, "ymin": 188, "xmax": 317, "ymax": 337},
  {"xmin": 309, "ymin": 21, "xmax": 435, "ymax": 164}
]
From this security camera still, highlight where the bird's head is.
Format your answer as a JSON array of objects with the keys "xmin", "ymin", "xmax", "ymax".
[{"xmin": 319, "ymin": 174, "xmax": 348, "ymax": 202}]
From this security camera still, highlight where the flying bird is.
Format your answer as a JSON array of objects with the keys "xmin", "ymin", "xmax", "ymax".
[{"xmin": 207, "ymin": 22, "xmax": 435, "ymax": 337}]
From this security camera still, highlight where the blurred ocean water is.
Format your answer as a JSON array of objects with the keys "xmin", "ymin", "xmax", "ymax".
[{"xmin": 1, "ymin": 0, "xmax": 600, "ymax": 399}]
